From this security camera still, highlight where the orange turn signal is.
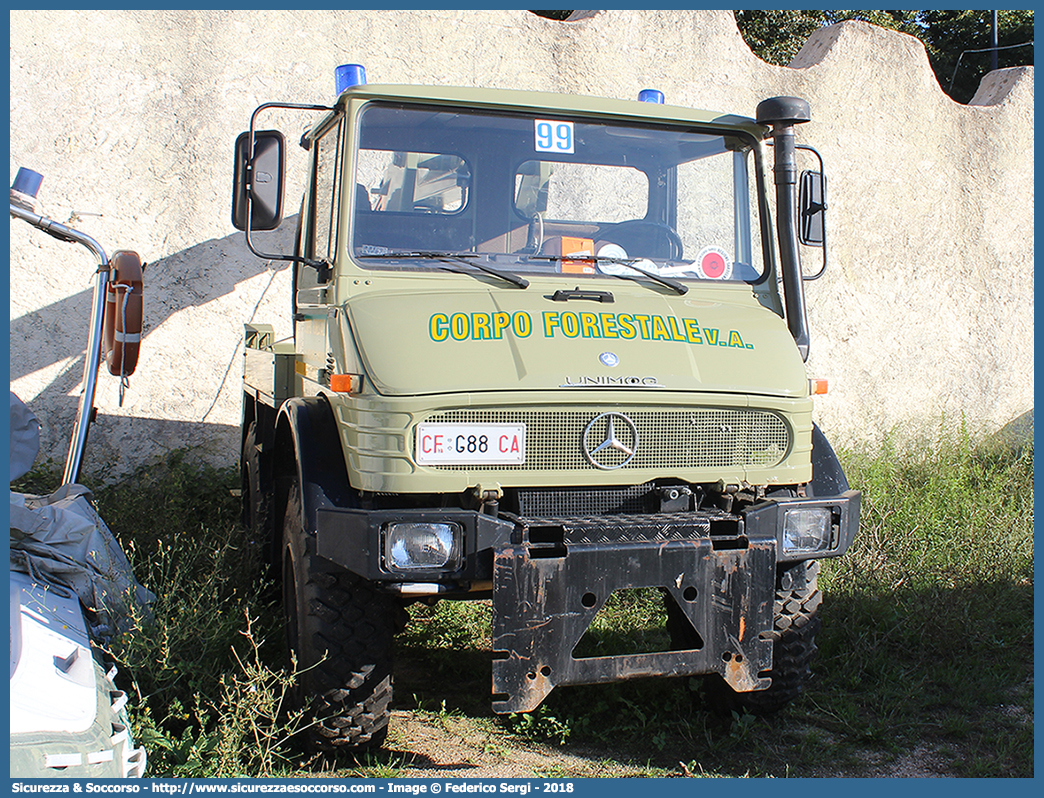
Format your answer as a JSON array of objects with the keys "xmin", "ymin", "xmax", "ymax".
[
  {"xmin": 808, "ymin": 378, "xmax": 829, "ymax": 396},
  {"xmin": 329, "ymin": 373, "xmax": 360, "ymax": 393}
]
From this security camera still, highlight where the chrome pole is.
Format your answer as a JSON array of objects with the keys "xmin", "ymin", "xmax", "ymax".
[{"xmin": 10, "ymin": 202, "xmax": 109, "ymax": 485}]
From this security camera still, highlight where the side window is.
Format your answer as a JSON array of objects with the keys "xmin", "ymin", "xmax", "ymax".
[
  {"xmin": 310, "ymin": 122, "xmax": 343, "ymax": 265},
  {"xmin": 297, "ymin": 121, "xmax": 342, "ymax": 294},
  {"xmin": 358, "ymin": 150, "xmax": 470, "ymax": 213}
]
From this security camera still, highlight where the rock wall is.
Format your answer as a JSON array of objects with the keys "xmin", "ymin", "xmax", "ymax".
[{"xmin": 9, "ymin": 10, "xmax": 1033, "ymax": 477}]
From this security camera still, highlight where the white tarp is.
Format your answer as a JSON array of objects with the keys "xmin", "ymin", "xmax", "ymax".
[
  {"xmin": 10, "ymin": 390, "xmax": 40, "ymax": 482},
  {"xmin": 9, "ymin": 393, "xmax": 154, "ymax": 641}
]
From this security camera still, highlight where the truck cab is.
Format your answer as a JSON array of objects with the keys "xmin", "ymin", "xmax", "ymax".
[{"xmin": 234, "ymin": 67, "xmax": 859, "ymax": 752}]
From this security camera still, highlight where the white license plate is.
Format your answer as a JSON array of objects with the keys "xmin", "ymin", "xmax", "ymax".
[{"xmin": 415, "ymin": 423, "xmax": 526, "ymax": 465}]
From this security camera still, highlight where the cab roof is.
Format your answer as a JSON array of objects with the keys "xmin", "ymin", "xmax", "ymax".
[{"xmin": 335, "ymin": 83, "xmax": 767, "ymax": 138}]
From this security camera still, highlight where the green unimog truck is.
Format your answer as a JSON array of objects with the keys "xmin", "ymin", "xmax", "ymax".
[{"xmin": 232, "ymin": 64, "xmax": 860, "ymax": 751}]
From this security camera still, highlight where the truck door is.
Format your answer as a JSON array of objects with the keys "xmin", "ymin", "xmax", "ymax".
[{"xmin": 294, "ymin": 119, "xmax": 343, "ymax": 376}]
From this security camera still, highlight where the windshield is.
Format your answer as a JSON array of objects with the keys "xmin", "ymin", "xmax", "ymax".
[{"xmin": 351, "ymin": 102, "xmax": 767, "ymax": 284}]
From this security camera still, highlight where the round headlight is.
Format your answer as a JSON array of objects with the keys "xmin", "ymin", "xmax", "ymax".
[
  {"xmin": 782, "ymin": 507, "xmax": 832, "ymax": 553},
  {"xmin": 385, "ymin": 522, "xmax": 461, "ymax": 572}
]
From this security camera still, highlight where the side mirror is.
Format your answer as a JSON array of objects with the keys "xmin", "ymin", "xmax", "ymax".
[
  {"xmin": 232, "ymin": 130, "xmax": 286, "ymax": 231},
  {"xmin": 798, "ymin": 170, "xmax": 826, "ymax": 247}
]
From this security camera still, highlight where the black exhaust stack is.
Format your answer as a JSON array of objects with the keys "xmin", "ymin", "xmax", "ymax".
[{"xmin": 757, "ymin": 96, "xmax": 811, "ymax": 361}]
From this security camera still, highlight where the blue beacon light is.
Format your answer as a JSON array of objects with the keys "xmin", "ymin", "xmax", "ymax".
[
  {"xmin": 638, "ymin": 89, "xmax": 664, "ymax": 104},
  {"xmin": 335, "ymin": 64, "xmax": 367, "ymax": 95},
  {"xmin": 10, "ymin": 167, "xmax": 44, "ymax": 212},
  {"xmin": 12, "ymin": 167, "xmax": 43, "ymax": 198}
]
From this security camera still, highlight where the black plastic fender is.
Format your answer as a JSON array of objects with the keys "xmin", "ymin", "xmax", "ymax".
[
  {"xmin": 810, "ymin": 423, "xmax": 849, "ymax": 497},
  {"xmin": 276, "ymin": 396, "xmax": 356, "ymax": 536}
]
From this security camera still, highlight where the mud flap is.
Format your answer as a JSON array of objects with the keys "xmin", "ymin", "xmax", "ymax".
[{"xmin": 491, "ymin": 535, "xmax": 777, "ymax": 713}]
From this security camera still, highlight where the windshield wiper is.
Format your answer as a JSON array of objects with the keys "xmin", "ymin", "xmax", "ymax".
[
  {"xmin": 528, "ymin": 255, "xmax": 687, "ymax": 295},
  {"xmin": 358, "ymin": 250, "xmax": 529, "ymax": 289}
]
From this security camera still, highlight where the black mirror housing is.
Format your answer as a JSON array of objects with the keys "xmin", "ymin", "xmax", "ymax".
[
  {"xmin": 232, "ymin": 130, "xmax": 286, "ymax": 231},
  {"xmin": 798, "ymin": 170, "xmax": 826, "ymax": 247}
]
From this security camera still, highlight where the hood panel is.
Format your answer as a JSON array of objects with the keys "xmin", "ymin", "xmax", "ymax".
[{"xmin": 346, "ymin": 286, "xmax": 807, "ymax": 398}]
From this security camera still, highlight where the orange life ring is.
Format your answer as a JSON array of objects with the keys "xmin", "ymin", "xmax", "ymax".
[{"xmin": 101, "ymin": 250, "xmax": 144, "ymax": 377}]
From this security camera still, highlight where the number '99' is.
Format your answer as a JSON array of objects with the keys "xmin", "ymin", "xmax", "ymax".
[{"xmin": 534, "ymin": 120, "xmax": 574, "ymax": 153}]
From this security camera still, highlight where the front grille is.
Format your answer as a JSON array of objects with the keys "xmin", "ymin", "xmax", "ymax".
[{"xmin": 423, "ymin": 407, "xmax": 789, "ymax": 472}]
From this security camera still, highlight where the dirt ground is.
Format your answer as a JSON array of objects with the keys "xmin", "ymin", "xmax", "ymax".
[
  {"xmin": 384, "ymin": 711, "xmax": 654, "ymax": 779},
  {"xmin": 345, "ymin": 626, "xmax": 1033, "ymax": 780},
  {"xmin": 375, "ymin": 709, "xmax": 962, "ymax": 779}
]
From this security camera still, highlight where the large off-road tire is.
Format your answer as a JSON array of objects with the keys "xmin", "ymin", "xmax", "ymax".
[
  {"xmin": 666, "ymin": 560, "xmax": 822, "ymax": 717},
  {"xmin": 282, "ymin": 479, "xmax": 395, "ymax": 752},
  {"xmin": 242, "ymin": 422, "xmax": 280, "ymax": 587},
  {"xmin": 706, "ymin": 559, "xmax": 822, "ymax": 716}
]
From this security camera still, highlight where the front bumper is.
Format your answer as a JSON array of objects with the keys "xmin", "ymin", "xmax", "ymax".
[
  {"xmin": 492, "ymin": 525, "xmax": 777, "ymax": 712},
  {"xmin": 315, "ymin": 489, "xmax": 859, "ymax": 711}
]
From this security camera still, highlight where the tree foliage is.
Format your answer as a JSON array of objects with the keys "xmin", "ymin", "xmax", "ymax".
[
  {"xmin": 734, "ymin": 10, "xmax": 1034, "ymax": 104},
  {"xmin": 917, "ymin": 10, "xmax": 1034, "ymax": 103},
  {"xmin": 734, "ymin": 10, "xmax": 920, "ymax": 67},
  {"xmin": 530, "ymin": 10, "xmax": 575, "ymax": 22},
  {"xmin": 528, "ymin": 10, "xmax": 1033, "ymax": 103}
]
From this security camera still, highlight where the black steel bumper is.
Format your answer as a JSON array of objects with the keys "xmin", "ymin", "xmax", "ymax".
[
  {"xmin": 491, "ymin": 527, "xmax": 777, "ymax": 712},
  {"xmin": 314, "ymin": 489, "xmax": 860, "ymax": 712}
]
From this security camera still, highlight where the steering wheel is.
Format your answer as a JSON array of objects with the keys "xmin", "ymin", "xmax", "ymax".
[{"xmin": 601, "ymin": 220, "xmax": 684, "ymax": 260}]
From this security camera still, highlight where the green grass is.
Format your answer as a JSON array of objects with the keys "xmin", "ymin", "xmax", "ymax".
[
  {"xmin": 809, "ymin": 428, "xmax": 1034, "ymax": 777},
  {"xmin": 14, "ymin": 428, "xmax": 1032, "ymax": 777}
]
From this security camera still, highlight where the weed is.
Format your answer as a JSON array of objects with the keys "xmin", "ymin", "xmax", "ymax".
[
  {"xmin": 505, "ymin": 706, "xmax": 573, "ymax": 745},
  {"xmin": 209, "ymin": 614, "xmax": 312, "ymax": 777},
  {"xmin": 807, "ymin": 426, "xmax": 1034, "ymax": 777},
  {"xmin": 401, "ymin": 600, "xmax": 491, "ymax": 653},
  {"xmin": 571, "ymin": 587, "xmax": 672, "ymax": 658},
  {"xmin": 341, "ymin": 751, "xmax": 413, "ymax": 779},
  {"xmin": 413, "ymin": 699, "xmax": 465, "ymax": 734},
  {"xmin": 82, "ymin": 451, "xmax": 299, "ymax": 777},
  {"xmin": 10, "ymin": 457, "xmax": 63, "ymax": 495},
  {"xmin": 724, "ymin": 710, "xmax": 758, "ymax": 743}
]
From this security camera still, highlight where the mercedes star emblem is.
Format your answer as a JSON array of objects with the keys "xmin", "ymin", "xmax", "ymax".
[{"xmin": 582, "ymin": 412, "xmax": 639, "ymax": 470}]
